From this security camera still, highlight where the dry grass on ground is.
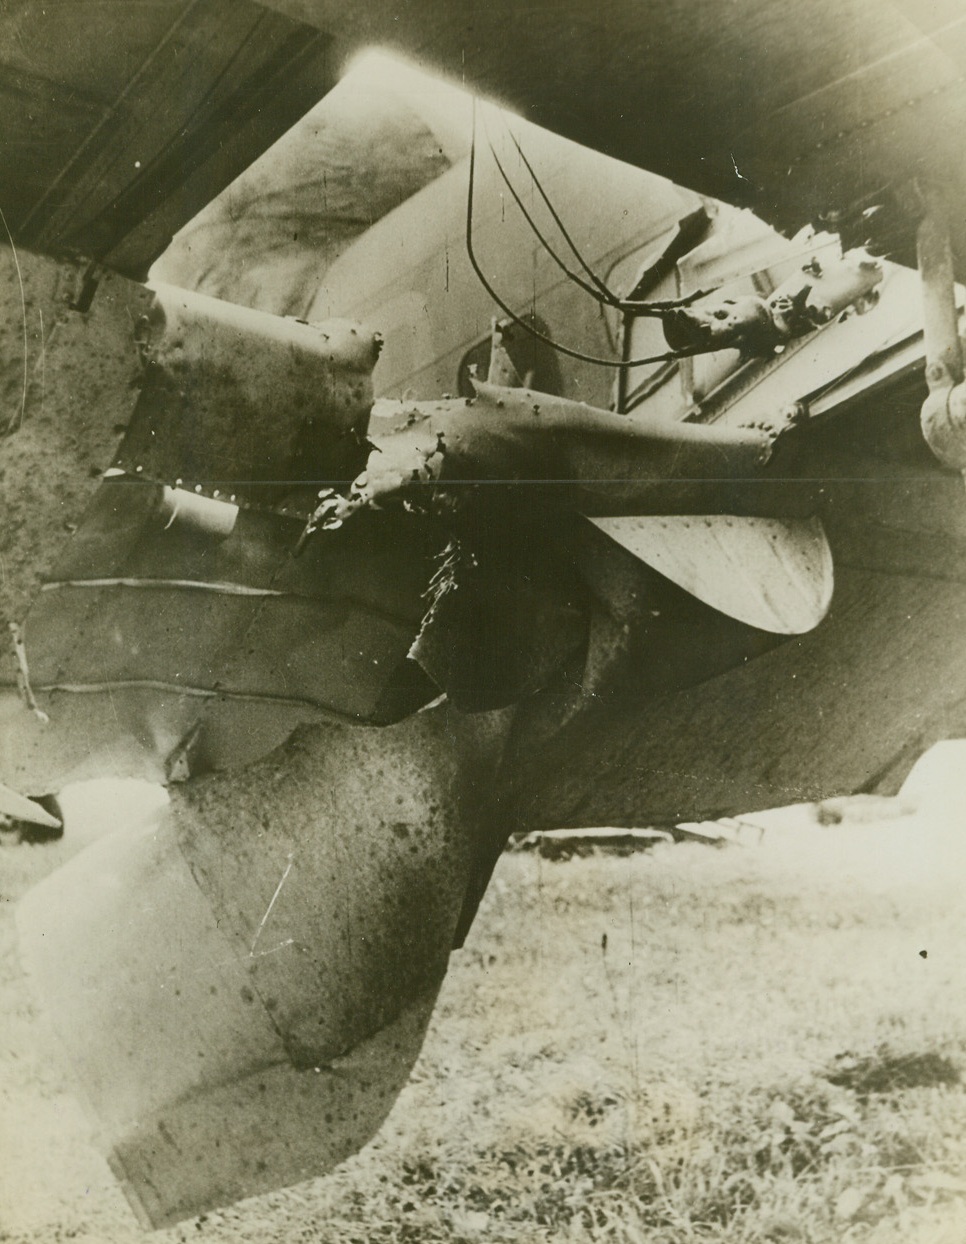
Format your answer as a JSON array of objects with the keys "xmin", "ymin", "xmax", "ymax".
[{"xmin": 2, "ymin": 786, "xmax": 966, "ymax": 1243}]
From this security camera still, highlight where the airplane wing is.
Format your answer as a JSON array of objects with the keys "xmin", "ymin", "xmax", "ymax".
[
  {"xmin": 5, "ymin": 0, "xmax": 965, "ymax": 280},
  {"xmin": 257, "ymin": 0, "xmax": 966, "ymax": 276},
  {"xmin": 4, "ymin": 0, "xmax": 966, "ymax": 1229},
  {"xmin": 0, "ymin": 0, "xmax": 335, "ymax": 278}
]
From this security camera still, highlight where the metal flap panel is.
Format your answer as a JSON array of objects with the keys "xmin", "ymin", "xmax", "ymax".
[{"xmin": 589, "ymin": 514, "xmax": 834, "ymax": 634}]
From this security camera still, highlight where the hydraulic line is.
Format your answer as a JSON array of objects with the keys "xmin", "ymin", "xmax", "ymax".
[{"xmin": 466, "ymin": 98, "xmax": 704, "ymax": 371}]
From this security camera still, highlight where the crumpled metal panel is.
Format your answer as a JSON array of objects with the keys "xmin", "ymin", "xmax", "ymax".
[
  {"xmin": 115, "ymin": 284, "xmax": 379, "ymax": 509},
  {"xmin": 0, "ymin": 245, "xmax": 152, "ymax": 628},
  {"xmin": 409, "ymin": 500, "xmax": 588, "ymax": 711},
  {"xmin": 17, "ymin": 705, "xmax": 498, "ymax": 1227},
  {"xmin": 0, "ymin": 683, "xmax": 217, "ymax": 793},
  {"xmin": 3, "ymin": 344, "xmax": 829, "ymax": 798},
  {"xmin": 348, "ymin": 381, "xmax": 814, "ymax": 520},
  {"xmin": 0, "ymin": 477, "xmax": 439, "ymax": 794},
  {"xmin": 314, "ymin": 381, "xmax": 818, "ymax": 710}
]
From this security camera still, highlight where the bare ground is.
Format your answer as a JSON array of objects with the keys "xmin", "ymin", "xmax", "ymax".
[{"xmin": 2, "ymin": 777, "xmax": 966, "ymax": 1243}]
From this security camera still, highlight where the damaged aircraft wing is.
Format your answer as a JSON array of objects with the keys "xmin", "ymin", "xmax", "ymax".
[{"xmin": 2, "ymin": 0, "xmax": 966, "ymax": 1228}]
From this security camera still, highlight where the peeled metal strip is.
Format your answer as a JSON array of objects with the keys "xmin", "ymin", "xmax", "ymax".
[
  {"xmin": 588, "ymin": 514, "xmax": 834, "ymax": 634},
  {"xmin": 42, "ymin": 579, "xmax": 283, "ymax": 598},
  {"xmin": 0, "ymin": 781, "xmax": 61, "ymax": 829},
  {"xmin": 29, "ymin": 680, "xmax": 364, "ymax": 717}
]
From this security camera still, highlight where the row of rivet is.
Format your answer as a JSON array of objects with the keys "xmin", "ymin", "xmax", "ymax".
[{"xmin": 804, "ymin": 75, "xmax": 965, "ymax": 159}]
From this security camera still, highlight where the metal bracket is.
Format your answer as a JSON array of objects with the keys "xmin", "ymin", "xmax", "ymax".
[{"xmin": 64, "ymin": 260, "xmax": 103, "ymax": 314}]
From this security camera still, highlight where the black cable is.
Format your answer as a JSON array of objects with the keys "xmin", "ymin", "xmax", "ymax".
[
  {"xmin": 481, "ymin": 112, "xmax": 622, "ymax": 308},
  {"xmin": 500, "ymin": 112, "xmax": 620, "ymax": 304},
  {"xmin": 620, "ymin": 286, "xmax": 721, "ymax": 313},
  {"xmin": 466, "ymin": 98, "xmax": 704, "ymax": 371},
  {"xmin": 484, "ymin": 108, "xmax": 721, "ymax": 328}
]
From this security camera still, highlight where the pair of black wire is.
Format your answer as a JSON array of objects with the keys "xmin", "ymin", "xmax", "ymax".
[{"xmin": 465, "ymin": 97, "xmax": 710, "ymax": 371}]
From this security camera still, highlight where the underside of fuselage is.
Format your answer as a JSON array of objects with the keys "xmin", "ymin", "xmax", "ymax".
[{"xmin": 3, "ymin": 3, "xmax": 966, "ymax": 1227}]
